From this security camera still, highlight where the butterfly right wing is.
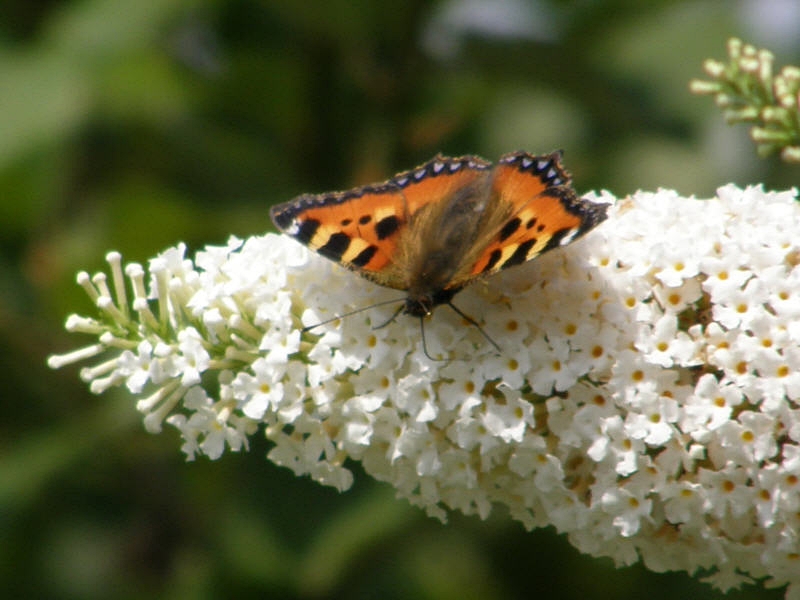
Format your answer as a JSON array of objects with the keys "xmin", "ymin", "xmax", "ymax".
[{"xmin": 452, "ymin": 151, "xmax": 607, "ymax": 287}]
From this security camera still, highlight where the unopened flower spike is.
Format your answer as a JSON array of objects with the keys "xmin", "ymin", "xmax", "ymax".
[{"xmin": 690, "ymin": 37, "xmax": 800, "ymax": 163}]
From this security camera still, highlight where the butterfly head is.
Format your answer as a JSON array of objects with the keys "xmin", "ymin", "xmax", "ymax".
[{"xmin": 403, "ymin": 287, "xmax": 459, "ymax": 317}]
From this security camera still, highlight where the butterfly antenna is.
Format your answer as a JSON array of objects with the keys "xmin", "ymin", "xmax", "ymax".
[
  {"xmin": 301, "ymin": 297, "xmax": 404, "ymax": 333},
  {"xmin": 446, "ymin": 302, "xmax": 502, "ymax": 353}
]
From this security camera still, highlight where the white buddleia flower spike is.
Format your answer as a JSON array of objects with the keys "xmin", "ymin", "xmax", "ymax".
[{"xmin": 49, "ymin": 185, "xmax": 800, "ymax": 598}]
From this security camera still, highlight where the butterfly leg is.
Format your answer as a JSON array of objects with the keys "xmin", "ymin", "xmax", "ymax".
[
  {"xmin": 446, "ymin": 302, "xmax": 502, "ymax": 353},
  {"xmin": 419, "ymin": 316, "xmax": 450, "ymax": 362}
]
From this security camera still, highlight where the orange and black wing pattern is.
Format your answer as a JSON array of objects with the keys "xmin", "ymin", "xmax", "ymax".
[
  {"xmin": 270, "ymin": 155, "xmax": 491, "ymax": 289},
  {"xmin": 466, "ymin": 151, "xmax": 607, "ymax": 279}
]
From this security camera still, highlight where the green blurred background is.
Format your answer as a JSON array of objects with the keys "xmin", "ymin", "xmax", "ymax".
[{"xmin": 3, "ymin": 1, "xmax": 797, "ymax": 598}]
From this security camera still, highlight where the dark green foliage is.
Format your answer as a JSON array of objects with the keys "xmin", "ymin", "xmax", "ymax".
[{"xmin": 2, "ymin": 1, "xmax": 794, "ymax": 598}]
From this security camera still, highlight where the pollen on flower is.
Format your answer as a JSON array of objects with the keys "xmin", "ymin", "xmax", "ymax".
[
  {"xmin": 722, "ymin": 480, "xmax": 736, "ymax": 493},
  {"xmin": 741, "ymin": 430, "xmax": 755, "ymax": 442},
  {"xmin": 506, "ymin": 319, "xmax": 518, "ymax": 332},
  {"xmin": 736, "ymin": 361, "xmax": 749, "ymax": 375}
]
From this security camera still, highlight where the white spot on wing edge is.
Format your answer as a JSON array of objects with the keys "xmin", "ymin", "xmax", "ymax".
[
  {"xmin": 284, "ymin": 219, "xmax": 301, "ymax": 236},
  {"xmin": 468, "ymin": 159, "xmax": 489, "ymax": 170},
  {"xmin": 559, "ymin": 228, "xmax": 579, "ymax": 246}
]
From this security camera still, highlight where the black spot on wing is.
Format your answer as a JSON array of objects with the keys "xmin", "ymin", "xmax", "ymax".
[
  {"xmin": 351, "ymin": 245, "xmax": 378, "ymax": 267},
  {"xmin": 318, "ymin": 232, "xmax": 351, "ymax": 261},
  {"xmin": 375, "ymin": 215, "xmax": 400, "ymax": 239},
  {"xmin": 482, "ymin": 248, "xmax": 503, "ymax": 273},
  {"xmin": 499, "ymin": 217, "xmax": 521, "ymax": 242},
  {"xmin": 296, "ymin": 219, "xmax": 320, "ymax": 245},
  {"xmin": 502, "ymin": 238, "xmax": 537, "ymax": 269}
]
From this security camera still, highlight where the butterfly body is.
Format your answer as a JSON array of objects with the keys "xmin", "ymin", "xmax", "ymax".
[{"xmin": 271, "ymin": 151, "xmax": 607, "ymax": 323}]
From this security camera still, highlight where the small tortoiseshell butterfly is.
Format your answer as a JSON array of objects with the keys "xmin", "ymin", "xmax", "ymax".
[{"xmin": 271, "ymin": 151, "xmax": 607, "ymax": 356}]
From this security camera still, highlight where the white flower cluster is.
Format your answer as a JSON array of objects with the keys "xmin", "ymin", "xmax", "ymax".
[{"xmin": 49, "ymin": 184, "xmax": 800, "ymax": 598}]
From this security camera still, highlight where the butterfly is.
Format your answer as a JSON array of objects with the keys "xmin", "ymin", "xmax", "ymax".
[{"xmin": 270, "ymin": 150, "xmax": 608, "ymax": 357}]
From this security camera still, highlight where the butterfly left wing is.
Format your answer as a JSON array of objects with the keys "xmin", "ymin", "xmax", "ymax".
[
  {"xmin": 270, "ymin": 182, "xmax": 407, "ymax": 280},
  {"xmin": 454, "ymin": 151, "xmax": 607, "ymax": 285},
  {"xmin": 270, "ymin": 155, "xmax": 491, "ymax": 290}
]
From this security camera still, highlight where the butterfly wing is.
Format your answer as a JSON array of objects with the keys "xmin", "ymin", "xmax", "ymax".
[
  {"xmin": 270, "ymin": 183, "xmax": 405, "ymax": 277},
  {"xmin": 451, "ymin": 151, "xmax": 607, "ymax": 286},
  {"xmin": 270, "ymin": 155, "xmax": 491, "ymax": 290}
]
